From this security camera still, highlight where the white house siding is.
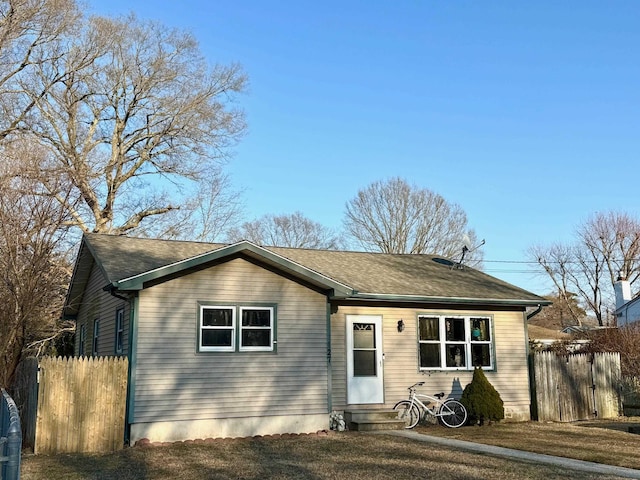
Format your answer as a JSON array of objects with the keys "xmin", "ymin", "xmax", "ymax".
[
  {"xmin": 331, "ymin": 305, "xmax": 531, "ymax": 421},
  {"xmin": 74, "ymin": 262, "xmax": 129, "ymax": 357},
  {"xmin": 618, "ymin": 298, "xmax": 640, "ymax": 327},
  {"xmin": 131, "ymin": 257, "xmax": 329, "ymax": 438}
]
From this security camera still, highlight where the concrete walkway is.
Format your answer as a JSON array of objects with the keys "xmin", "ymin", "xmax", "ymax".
[{"xmin": 379, "ymin": 430, "xmax": 640, "ymax": 479}]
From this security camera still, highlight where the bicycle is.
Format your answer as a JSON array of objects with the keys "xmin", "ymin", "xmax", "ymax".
[{"xmin": 393, "ymin": 381, "xmax": 467, "ymax": 429}]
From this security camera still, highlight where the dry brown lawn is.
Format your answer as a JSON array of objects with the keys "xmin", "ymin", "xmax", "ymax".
[
  {"xmin": 416, "ymin": 417, "xmax": 640, "ymax": 470},
  {"xmin": 21, "ymin": 421, "xmax": 640, "ymax": 480}
]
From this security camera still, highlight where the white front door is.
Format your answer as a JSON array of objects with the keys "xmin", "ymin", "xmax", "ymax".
[{"xmin": 346, "ymin": 315, "xmax": 384, "ymax": 404}]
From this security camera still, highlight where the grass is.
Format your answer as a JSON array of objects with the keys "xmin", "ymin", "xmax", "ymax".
[
  {"xmin": 416, "ymin": 417, "xmax": 640, "ymax": 470},
  {"xmin": 20, "ymin": 421, "xmax": 640, "ymax": 480}
]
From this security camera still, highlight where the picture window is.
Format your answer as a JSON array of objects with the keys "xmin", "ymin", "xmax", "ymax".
[{"xmin": 418, "ymin": 315, "xmax": 493, "ymax": 370}]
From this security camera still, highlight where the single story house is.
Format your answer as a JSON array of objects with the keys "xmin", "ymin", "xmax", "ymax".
[{"xmin": 64, "ymin": 233, "xmax": 549, "ymax": 443}]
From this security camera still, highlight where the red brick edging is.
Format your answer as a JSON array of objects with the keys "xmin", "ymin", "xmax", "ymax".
[{"xmin": 134, "ymin": 430, "xmax": 337, "ymax": 448}]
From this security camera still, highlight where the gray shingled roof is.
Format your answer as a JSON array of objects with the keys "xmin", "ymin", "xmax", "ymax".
[
  {"xmin": 78, "ymin": 233, "xmax": 546, "ymax": 306},
  {"xmin": 85, "ymin": 233, "xmax": 224, "ymax": 283}
]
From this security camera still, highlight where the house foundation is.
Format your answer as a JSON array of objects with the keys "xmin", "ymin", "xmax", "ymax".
[{"xmin": 129, "ymin": 413, "xmax": 329, "ymax": 443}]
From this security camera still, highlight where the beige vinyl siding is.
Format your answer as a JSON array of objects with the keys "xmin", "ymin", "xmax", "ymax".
[
  {"xmin": 331, "ymin": 305, "xmax": 530, "ymax": 415},
  {"xmin": 74, "ymin": 262, "xmax": 129, "ymax": 357},
  {"xmin": 133, "ymin": 258, "xmax": 328, "ymax": 423}
]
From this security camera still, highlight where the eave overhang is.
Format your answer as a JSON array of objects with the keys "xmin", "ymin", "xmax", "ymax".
[
  {"xmin": 63, "ymin": 236, "xmax": 111, "ymax": 318},
  {"xmin": 109, "ymin": 240, "xmax": 355, "ymax": 297},
  {"xmin": 343, "ymin": 292, "xmax": 551, "ymax": 308}
]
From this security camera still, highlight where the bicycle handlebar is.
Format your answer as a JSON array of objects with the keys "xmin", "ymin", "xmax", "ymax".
[{"xmin": 408, "ymin": 381, "xmax": 425, "ymax": 390}]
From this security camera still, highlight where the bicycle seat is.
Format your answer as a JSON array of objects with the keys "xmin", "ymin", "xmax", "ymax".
[{"xmin": 434, "ymin": 392, "xmax": 446, "ymax": 400}]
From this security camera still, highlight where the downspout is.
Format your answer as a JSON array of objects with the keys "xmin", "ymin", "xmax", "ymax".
[
  {"xmin": 526, "ymin": 304, "xmax": 543, "ymax": 321},
  {"xmin": 107, "ymin": 285, "xmax": 129, "ymax": 302},
  {"xmin": 619, "ymin": 303, "xmax": 630, "ymax": 326},
  {"xmin": 326, "ymin": 300, "xmax": 333, "ymax": 414},
  {"xmin": 106, "ymin": 285, "xmax": 136, "ymax": 445},
  {"xmin": 624, "ymin": 303, "xmax": 630, "ymax": 326},
  {"xmin": 525, "ymin": 304, "xmax": 542, "ymax": 421}
]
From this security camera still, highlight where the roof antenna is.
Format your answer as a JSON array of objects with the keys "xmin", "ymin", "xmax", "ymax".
[{"xmin": 452, "ymin": 238, "xmax": 485, "ymax": 270}]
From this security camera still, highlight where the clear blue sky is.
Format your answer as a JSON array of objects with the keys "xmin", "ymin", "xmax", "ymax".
[{"xmin": 87, "ymin": 0, "xmax": 639, "ymax": 295}]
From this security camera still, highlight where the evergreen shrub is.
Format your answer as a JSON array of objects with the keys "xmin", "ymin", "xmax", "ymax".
[{"xmin": 460, "ymin": 367, "xmax": 504, "ymax": 425}]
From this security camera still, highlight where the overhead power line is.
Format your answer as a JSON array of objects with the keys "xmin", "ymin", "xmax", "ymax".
[{"xmin": 483, "ymin": 258, "xmax": 640, "ymax": 265}]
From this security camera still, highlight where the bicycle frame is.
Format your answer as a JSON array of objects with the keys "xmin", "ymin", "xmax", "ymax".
[
  {"xmin": 406, "ymin": 390, "xmax": 448, "ymax": 418},
  {"xmin": 395, "ymin": 381, "xmax": 468, "ymax": 428}
]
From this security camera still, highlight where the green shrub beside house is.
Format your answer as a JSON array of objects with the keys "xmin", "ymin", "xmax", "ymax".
[{"xmin": 460, "ymin": 367, "xmax": 504, "ymax": 425}]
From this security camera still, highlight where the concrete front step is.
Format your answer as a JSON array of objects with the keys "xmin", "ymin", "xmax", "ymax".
[
  {"xmin": 350, "ymin": 419, "xmax": 407, "ymax": 431},
  {"xmin": 344, "ymin": 409, "xmax": 407, "ymax": 431}
]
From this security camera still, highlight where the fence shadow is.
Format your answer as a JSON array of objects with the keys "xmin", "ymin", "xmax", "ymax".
[{"xmin": 532, "ymin": 352, "xmax": 621, "ymax": 422}]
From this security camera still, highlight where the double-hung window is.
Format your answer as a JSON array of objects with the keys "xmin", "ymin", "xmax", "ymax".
[
  {"xmin": 200, "ymin": 306, "xmax": 236, "ymax": 352},
  {"xmin": 239, "ymin": 307, "xmax": 273, "ymax": 351},
  {"xmin": 418, "ymin": 315, "xmax": 493, "ymax": 370},
  {"xmin": 199, "ymin": 304, "xmax": 275, "ymax": 352}
]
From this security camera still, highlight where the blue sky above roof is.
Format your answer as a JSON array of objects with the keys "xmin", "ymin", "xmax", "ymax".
[{"xmin": 87, "ymin": 0, "xmax": 640, "ymax": 295}]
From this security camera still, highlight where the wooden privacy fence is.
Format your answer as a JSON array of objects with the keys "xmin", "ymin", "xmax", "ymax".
[
  {"xmin": 620, "ymin": 376, "xmax": 640, "ymax": 415},
  {"xmin": 16, "ymin": 356, "xmax": 128, "ymax": 454},
  {"xmin": 532, "ymin": 352, "xmax": 621, "ymax": 422}
]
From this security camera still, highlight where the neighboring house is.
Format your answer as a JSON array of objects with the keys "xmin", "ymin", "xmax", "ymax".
[
  {"xmin": 560, "ymin": 325, "xmax": 609, "ymax": 335},
  {"xmin": 528, "ymin": 325, "xmax": 595, "ymax": 353},
  {"xmin": 528, "ymin": 325, "xmax": 570, "ymax": 351},
  {"xmin": 615, "ymin": 276, "xmax": 640, "ymax": 326},
  {"xmin": 64, "ymin": 233, "xmax": 550, "ymax": 443}
]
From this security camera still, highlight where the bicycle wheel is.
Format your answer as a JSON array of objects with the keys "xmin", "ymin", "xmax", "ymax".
[
  {"xmin": 393, "ymin": 400, "xmax": 420, "ymax": 429},
  {"xmin": 438, "ymin": 400, "xmax": 467, "ymax": 428}
]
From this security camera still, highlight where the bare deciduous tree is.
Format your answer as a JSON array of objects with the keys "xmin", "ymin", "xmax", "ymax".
[
  {"xmin": 528, "ymin": 291, "xmax": 587, "ymax": 330},
  {"xmin": 141, "ymin": 170, "xmax": 244, "ymax": 242},
  {"xmin": 226, "ymin": 211, "xmax": 343, "ymax": 249},
  {"xmin": 343, "ymin": 177, "xmax": 483, "ymax": 266},
  {"xmin": 0, "ymin": 143, "xmax": 73, "ymax": 388},
  {"xmin": 529, "ymin": 243, "xmax": 598, "ymax": 327},
  {"xmin": 0, "ymin": 0, "xmax": 79, "ymax": 139},
  {"xmin": 0, "ymin": 5, "xmax": 247, "ymax": 387},
  {"xmin": 188, "ymin": 173, "xmax": 244, "ymax": 242},
  {"xmin": 582, "ymin": 323, "xmax": 640, "ymax": 377},
  {"xmin": 579, "ymin": 212, "xmax": 640, "ymax": 287},
  {"xmin": 20, "ymin": 13, "xmax": 247, "ymax": 235},
  {"xmin": 530, "ymin": 211, "xmax": 640, "ymax": 326}
]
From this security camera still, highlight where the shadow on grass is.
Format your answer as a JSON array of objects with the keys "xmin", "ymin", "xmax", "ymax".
[
  {"xmin": 22, "ymin": 449, "xmax": 149, "ymax": 480},
  {"xmin": 21, "ymin": 432, "xmax": 630, "ymax": 480}
]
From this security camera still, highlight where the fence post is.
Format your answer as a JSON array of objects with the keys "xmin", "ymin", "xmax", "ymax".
[
  {"xmin": 1, "ymin": 388, "xmax": 22, "ymax": 480},
  {"xmin": 6, "ymin": 421, "xmax": 21, "ymax": 480}
]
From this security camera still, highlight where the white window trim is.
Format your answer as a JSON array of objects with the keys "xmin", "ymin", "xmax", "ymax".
[
  {"xmin": 92, "ymin": 319, "xmax": 100, "ymax": 356},
  {"xmin": 418, "ymin": 314, "xmax": 493, "ymax": 371},
  {"xmin": 469, "ymin": 316, "xmax": 493, "ymax": 369},
  {"xmin": 115, "ymin": 308, "xmax": 124, "ymax": 354},
  {"xmin": 239, "ymin": 306, "xmax": 274, "ymax": 352},
  {"xmin": 199, "ymin": 305, "xmax": 236, "ymax": 352}
]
